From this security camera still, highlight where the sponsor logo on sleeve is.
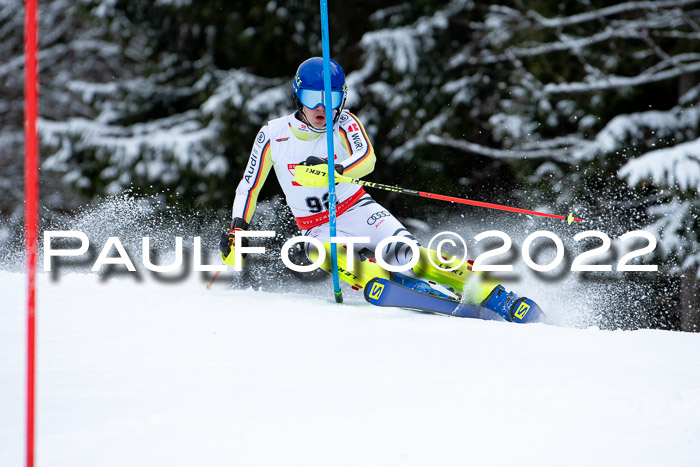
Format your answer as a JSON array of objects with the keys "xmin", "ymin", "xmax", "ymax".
[
  {"xmin": 367, "ymin": 210, "xmax": 390, "ymax": 225},
  {"xmin": 244, "ymin": 151, "xmax": 259, "ymax": 183},
  {"xmin": 256, "ymin": 132, "xmax": 266, "ymax": 143},
  {"xmin": 350, "ymin": 133, "xmax": 363, "ymax": 151}
]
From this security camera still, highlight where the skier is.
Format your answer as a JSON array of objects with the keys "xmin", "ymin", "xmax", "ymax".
[{"xmin": 220, "ymin": 57, "xmax": 542, "ymax": 323}]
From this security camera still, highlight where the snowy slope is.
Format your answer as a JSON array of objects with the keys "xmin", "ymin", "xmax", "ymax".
[{"xmin": 1, "ymin": 271, "xmax": 700, "ymax": 467}]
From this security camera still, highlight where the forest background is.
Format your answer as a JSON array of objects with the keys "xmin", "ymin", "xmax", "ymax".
[{"xmin": 1, "ymin": 0, "xmax": 699, "ymax": 331}]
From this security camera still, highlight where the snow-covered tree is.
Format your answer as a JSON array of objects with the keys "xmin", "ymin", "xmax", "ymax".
[
  {"xmin": 619, "ymin": 135, "xmax": 700, "ymax": 331},
  {"xmin": 2, "ymin": 0, "xmax": 700, "ymax": 329}
]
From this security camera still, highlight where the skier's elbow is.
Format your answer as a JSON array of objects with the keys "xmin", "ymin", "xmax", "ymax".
[{"xmin": 346, "ymin": 151, "xmax": 376, "ymax": 178}]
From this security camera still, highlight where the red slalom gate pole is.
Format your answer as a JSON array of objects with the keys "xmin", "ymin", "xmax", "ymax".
[{"xmin": 24, "ymin": 0, "xmax": 39, "ymax": 466}]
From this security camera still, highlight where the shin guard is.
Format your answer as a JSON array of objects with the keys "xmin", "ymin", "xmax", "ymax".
[{"xmin": 413, "ymin": 247, "xmax": 502, "ymax": 304}]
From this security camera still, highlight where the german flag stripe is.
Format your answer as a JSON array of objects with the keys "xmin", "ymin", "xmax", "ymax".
[
  {"xmin": 338, "ymin": 126, "xmax": 352, "ymax": 154},
  {"xmin": 344, "ymin": 112, "xmax": 373, "ymax": 172},
  {"xmin": 242, "ymin": 140, "xmax": 271, "ymax": 220}
]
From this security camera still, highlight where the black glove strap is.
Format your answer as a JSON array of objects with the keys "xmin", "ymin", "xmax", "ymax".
[
  {"xmin": 302, "ymin": 155, "xmax": 325, "ymax": 166},
  {"xmin": 300, "ymin": 156, "xmax": 344, "ymax": 175}
]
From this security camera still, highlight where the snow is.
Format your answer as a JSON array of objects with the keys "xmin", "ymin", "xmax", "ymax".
[
  {"xmin": 620, "ymin": 137, "xmax": 700, "ymax": 191},
  {"xmin": 201, "ymin": 70, "xmax": 258, "ymax": 114},
  {"xmin": 424, "ymin": 134, "xmax": 569, "ymax": 161},
  {"xmin": 2, "ymin": 271, "xmax": 700, "ymax": 466},
  {"xmin": 531, "ymin": 0, "xmax": 700, "ymax": 29},
  {"xmin": 360, "ymin": 29, "xmax": 421, "ymax": 74},
  {"xmin": 41, "ymin": 113, "xmax": 218, "ymax": 191},
  {"xmin": 359, "ymin": 0, "xmax": 465, "ymax": 75},
  {"xmin": 633, "ymin": 200, "xmax": 700, "ymax": 275},
  {"xmin": 543, "ymin": 59, "xmax": 700, "ymax": 95},
  {"xmin": 153, "ymin": 0, "xmax": 192, "ymax": 6},
  {"xmin": 488, "ymin": 113, "xmax": 536, "ymax": 147},
  {"xmin": 574, "ymin": 107, "xmax": 700, "ymax": 162}
]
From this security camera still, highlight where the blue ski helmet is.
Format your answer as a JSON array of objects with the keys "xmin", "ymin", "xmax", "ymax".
[{"xmin": 292, "ymin": 57, "xmax": 347, "ymax": 121}]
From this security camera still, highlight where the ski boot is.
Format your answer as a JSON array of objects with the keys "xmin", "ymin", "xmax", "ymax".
[
  {"xmin": 392, "ymin": 272, "xmax": 459, "ymax": 300},
  {"xmin": 481, "ymin": 285, "xmax": 544, "ymax": 323}
]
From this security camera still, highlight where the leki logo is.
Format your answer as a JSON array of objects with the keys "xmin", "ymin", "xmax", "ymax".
[
  {"xmin": 369, "ymin": 282, "xmax": 384, "ymax": 300},
  {"xmin": 514, "ymin": 302, "xmax": 530, "ymax": 319}
]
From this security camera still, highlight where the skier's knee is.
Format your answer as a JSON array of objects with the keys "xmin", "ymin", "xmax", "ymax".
[{"xmin": 378, "ymin": 230, "xmax": 420, "ymax": 268}]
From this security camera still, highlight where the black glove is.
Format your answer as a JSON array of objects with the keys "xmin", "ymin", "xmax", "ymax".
[
  {"xmin": 300, "ymin": 155, "xmax": 345, "ymax": 175},
  {"xmin": 219, "ymin": 217, "xmax": 250, "ymax": 261},
  {"xmin": 299, "ymin": 156, "xmax": 345, "ymax": 185}
]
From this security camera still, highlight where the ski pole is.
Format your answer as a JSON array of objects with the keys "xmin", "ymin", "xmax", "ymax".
[
  {"xmin": 295, "ymin": 165, "xmax": 583, "ymax": 224},
  {"xmin": 205, "ymin": 270, "xmax": 222, "ymax": 289}
]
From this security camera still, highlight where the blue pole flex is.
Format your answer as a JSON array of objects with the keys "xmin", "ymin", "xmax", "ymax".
[{"xmin": 320, "ymin": 0, "xmax": 343, "ymax": 303}]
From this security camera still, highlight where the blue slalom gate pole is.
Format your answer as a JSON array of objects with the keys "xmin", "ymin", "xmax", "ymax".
[{"xmin": 319, "ymin": 0, "xmax": 343, "ymax": 303}]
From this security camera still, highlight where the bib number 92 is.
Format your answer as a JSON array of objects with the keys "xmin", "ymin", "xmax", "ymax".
[{"xmin": 306, "ymin": 193, "xmax": 330, "ymax": 213}]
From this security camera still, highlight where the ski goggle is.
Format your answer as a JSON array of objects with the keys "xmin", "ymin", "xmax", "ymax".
[{"xmin": 298, "ymin": 89, "xmax": 344, "ymax": 110}]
